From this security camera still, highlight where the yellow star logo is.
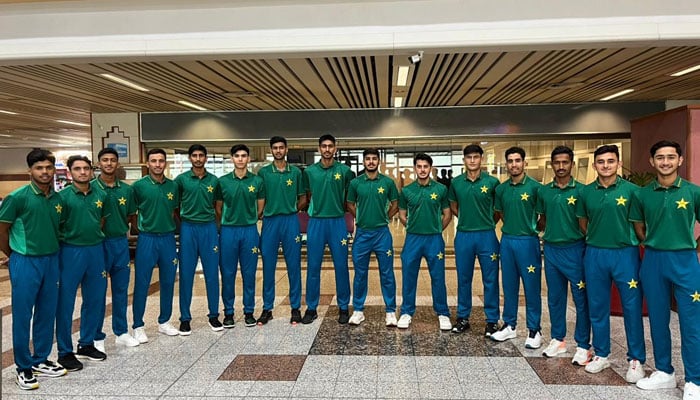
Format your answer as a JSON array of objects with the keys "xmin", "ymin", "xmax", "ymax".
[
  {"xmin": 295, "ymin": 235, "xmax": 301, "ymax": 243},
  {"xmin": 55, "ymin": 204, "xmax": 62, "ymax": 213},
  {"xmin": 341, "ymin": 238, "xmax": 348, "ymax": 246},
  {"xmin": 172, "ymin": 258, "xmax": 178, "ymax": 265},
  {"xmin": 521, "ymin": 192, "xmax": 530, "ymax": 201},
  {"xmin": 378, "ymin": 186, "xmax": 385, "ymax": 194},
  {"xmin": 386, "ymin": 249, "xmax": 392, "ymax": 257},
  {"xmin": 481, "ymin": 185, "xmax": 488, "ymax": 193},
  {"xmin": 207, "ymin": 185, "xmax": 214, "ymax": 193},
  {"xmin": 567, "ymin": 196, "xmax": 577, "ymax": 205},
  {"xmin": 691, "ymin": 291, "xmax": 700, "ymax": 302},
  {"xmin": 251, "ymin": 246, "xmax": 259, "ymax": 254},
  {"xmin": 527, "ymin": 265, "xmax": 536, "ymax": 273},
  {"xmin": 616, "ymin": 196, "xmax": 627, "ymax": 206},
  {"xmin": 95, "ymin": 199, "xmax": 103, "ymax": 208},
  {"xmin": 628, "ymin": 279, "xmax": 638, "ymax": 289},
  {"xmin": 101, "ymin": 270, "xmax": 107, "ymax": 278},
  {"xmin": 248, "ymin": 185, "xmax": 256, "ymax": 193},
  {"xmin": 213, "ymin": 245, "xmax": 219, "ymax": 253},
  {"xmin": 677, "ymin": 198, "xmax": 689, "ymax": 209},
  {"xmin": 490, "ymin": 253, "xmax": 498, "ymax": 261},
  {"xmin": 167, "ymin": 192, "xmax": 174, "ymax": 200},
  {"xmin": 118, "ymin": 197, "xmax": 127, "ymax": 206},
  {"xmin": 577, "ymin": 280, "xmax": 586, "ymax": 290},
  {"xmin": 334, "ymin": 173, "xmax": 341, "ymax": 180},
  {"xmin": 437, "ymin": 252, "xmax": 444, "ymax": 260},
  {"xmin": 286, "ymin": 179, "xmax": 293, "ymax": 186},
  {"xmin": 430, "ymin": 192, "xmax": 438, "ymax": 200}
]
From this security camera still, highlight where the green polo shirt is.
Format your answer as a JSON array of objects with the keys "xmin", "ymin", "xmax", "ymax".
[
  {"xmin": 629, "ymin": 176, "xmax": 700, "ymax": 250},
  {"xmin": 218, "ymin": 171, "xmax": 264, "ymax": 226},
  {"xmin": 399, "ymin": 179, "xmax": 449, "ymax": 235},
  {"xmin": 536, "ymin": 178, "xmax": 584, "ymax": 244},
  {"xmin": 303, "ymin": 161, "xmax": 354, "ymax": 218},
  {"xmin": 347, "ymin": 173, "xmax": 399, "ymax": 229},
  {"xmin": 132, "ymin": 175, "xmax": 179, "ymax": 234},
  {"xmin": 494, "ymin": 175, "xmax": 541, "ymax": 236},
  {"xmin": 58, "ymin": 183, "xmax": 106, "ymax": 246},
  {"xmin": 93, "ymin": 177, "xmax": 136, "ymax": 238},
  {"xmin": 448, "ymin": 171, "xmax": 500, "ymax": 232},
  {"xmin": 576, "ymin": 176, "xmax": 639, "ymax": 248},
  {"xmin": 258, "ymin": 162, "xmax": 305, "ymax": 217},
  {"xmin": 175, "ymin": 169, "xmax": 219, "ymax": 223},
  {"xmin": 0, "ymin": 182, "xmax": 62, "ymax": 256}
]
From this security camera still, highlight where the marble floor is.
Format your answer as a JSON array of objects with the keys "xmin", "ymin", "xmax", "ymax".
[{"xmin": 0, "ymin": 255, "xmax": 687, "ymax": 399}]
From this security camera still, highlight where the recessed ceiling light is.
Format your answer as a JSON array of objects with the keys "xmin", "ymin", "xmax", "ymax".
[
  {"xmin": 670, "ymin": 64, "xmax": 700, "ymax": 77},
  {"xmin": 0, "ymin": 109, "xmax": 18, "ymax": 115},
  {"xmin": 178, "ymin": 100, "xmax": 207, "ymax": 111},
  {"xmin": 599, "ymin": 89, "xmax": 634, "ymax": 101},
  {"xmin": 396, "ymin": 66, "xmax": 410, "ymax": 86},
  {"xmin": 56, "ymin": 120, "xmax": 90, "ymax": 127},
  {"xmin": 393, "ymin": 97, "xmax": 403, "ymax": 108},
  {"xmin": 99, "ymin": 73, "xmax": 150, "ymax": 91}
]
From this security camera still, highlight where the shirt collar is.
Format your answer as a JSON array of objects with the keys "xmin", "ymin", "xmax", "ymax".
[
  {"xmin": 595, "ymin": 175, "xmax": 622, "ymax": 189},
  {"xmin": 549, "ymin": 177, "xmax": 576, "ymax": 189},
  {"xmin": 188, "ymin": 168, "xmax": 211, "ymax": 178},
  {"xmin": 147, "ymin": 175, "xmax": 167, "ymax": 185},
  {"xmin": 464, "ymin": 171, "xmax": 484, "ymax": 182},
  {"xmin": 232, "ymin": 171, "xmax": 251, "ymax": 180},
  {"xmin": 29, "ymin": 181, "xmax": 56, "ymax": 197},
  {"xmin": 270, "ymin": 162, "xmax": 291, "ymax": 173},
  {"xmin": 69, "ymin": 182, "xmax": 92, "ymax": 195},
  {"xmin": 96, "ymin": 176, "xmax": 120, "ymax": 189},
  {"xmin": 508, "ymin": 174, "xmax": 528, "ymax": 186},
  {"xmin": 652, "ymin": 175, "xmax": 682, "ymax": 191}
]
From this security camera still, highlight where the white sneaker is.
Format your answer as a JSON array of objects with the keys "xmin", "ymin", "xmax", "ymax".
[
  {"xmin": 491, "ymin": 324, "xmax": 517, "ymax": 342},
  {"xmin": 397, "ymin": 314, "xmax": 412, "ymax": 329},
  {"xmin": 524, "ymin": 330, "xmax": 542, "ymax": 349},
  {"xmin": 636, "ymin": 370, "xmax": 676, "ymax": 390},
  {"xmin": 585, "ymin": 356, "xmax": 611, "ymax": 374},
  {"xmin": 348, "ymin": 311, "xmax": 365, "ymax": 325},
  {"xmin": 438, "ymin": 316, "xmax": 452, "ymax": 331},
  {"xmin": 542, "ymin": 339, "xmax": 567, "ymax": 357},
  {"xmin": 158, "ymin": 322, "xmax": 179, "ymax": 336},
  {"xmin": 684, "ymin": 381, "xmax": 700, "ymax": 400},
  {"xmin": 626, "ymin": 359, "xmax": 645, "ymax": 383},
  {"xmin": 133, "ymin": 327, "xmax": 149, "ymax": 344},
  {"xmin": 385, "ymin": 312, "xmax": 398, "ymax": 327},
  {"xmin": 571, "ymin": 347, "xmax": 593, "ymax": 366},
  {"xmin": 94, "ymin": 339, "xmax": 105, "ymax": 354},
  {"xmin": 115, "ymin": 333, "xmax": 140, "ymax": 347}
]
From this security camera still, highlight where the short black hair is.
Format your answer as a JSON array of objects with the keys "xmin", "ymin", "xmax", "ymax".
[
  {"xmin": 147, "ymin": 148, "xmax": 167, "ymax": 160},
  {"xmin": 650, "ymin": 140, "xmax": 682, "ymax": 157},
  {"xmin": 230, "ymin": 144, "xmax": 250, "ymax": 156},
  {"xmin": 551, "ymin": 146, "xmax": 574, "ymax": 161},
  {"xmin": 463, "ymin": 144, "xmax": 483, "ymax": 156},
  {"xmin": 593, "ymin": 144, "xmax": 619, "ymax": 160},
  {"xmin": 67, "ymin": 155, "xmax": 92, "ymax": 169},
  {"xmin": 363, "ymin": 148, "xmax": 380, "ymax": 158},
  {"xmin": 97, "ymin": 147, "xmax": 119, "ymax": 160},
  {"xmin": 188, "ymin": 144, "xmax": 207, "ymax": 156},
  {"xmin": 26, "ymin": 148, "xmax": 55, "ymax": 168},
  {"xmin": 270, "ymin": 136, "xmax": 287, "ymax": 147},
  {"xmin": 319, "ymin": 134, "xmax": 336, "ymax": 145},
  {"xmin": 505, "ymin": 146, "xmax": 526, "ymax": 160},
  {"xmin": 413, "ymin": 153, "xmax": 433, "ymax": 166}
]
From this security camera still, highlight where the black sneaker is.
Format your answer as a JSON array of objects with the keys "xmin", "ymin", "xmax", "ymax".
[
  {"xmin": 452, "ymin": 318, "xmax": 470, "ymax": 333},
  {"xmin": 301, "ymin": 309, "xmax": 318, "ymax": 324},
  {"xmin": 338, "ymin": 309, "xmax": 350, "ymax": 324},
  {"xmin": 57, "ymin": 353, "xmax": 83, "ymax": 371},
  {"xmin": 16, "ymin": 370, "xmax": 39, "ymax": 390},
  {"xmin": 244, "ymin": 313, "xmax": 257, "ymax": 327},
  {"xmin": 484, "ymin": 322, "xmax": 499, "ymax": 337},
  {"xmin": 179, "ymin": 320, "xmax": 192, "ymax": 336},
  {"xmin": 209, "ymin": 317, "xmax": 224, "ymax": 332},
  {"xmin": 76, "ymin": 345, "xmax": 106, "ymax": 361},
  {"xmin": 290, "ymin": 308, "xmax": 302, "ymax": 324},
  {"xmin": 31, "ymin": 360, "xmax": 67, "ymax": 377},
  {"xmin": 257, "ymin": 310, "xmax": 273, "ymax": 325},
  {"xmin": 223, "ymin": 314, "xmax": 235, "ymax": 328}
]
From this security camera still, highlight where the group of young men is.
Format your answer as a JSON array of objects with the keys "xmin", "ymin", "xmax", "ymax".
[{"xmin": 1, "ymin": 137, "xmax": 698, "ymax": 399}]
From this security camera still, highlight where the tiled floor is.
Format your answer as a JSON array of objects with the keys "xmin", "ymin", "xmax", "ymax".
[{"xmin": 0, "ymin": 253, "xmax": 687, "ymax": 399}]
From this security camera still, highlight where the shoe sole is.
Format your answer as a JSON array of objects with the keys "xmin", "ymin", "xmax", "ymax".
[
  {"xmin": 349, "ymin": 318, "xmax": 365, "ymax": 325},
  {"xmin": 16, "ymin": 380, "xmax": 39, "ymax": 390},
  {"xmin": 75, "ymin": 354, "xmax": 106, "ymax": 361},
  {"xmin": 386, "ymin": 322, "xmax": 397, "ymax": 327},
  {"xmin": 301, "ymin": 316, "xmax": 318, "ymax": 324},
  {"xmin": 572, "ymin": 359, "xmax": 591, "ymax": 366},
  {"xmin": 245, "ymin": 321, "xmax": 257, "ymax": 327},
  {"xmin": 491, "ymin": 334, "xmax": 516, "ymax": 342},
  {"xmin": 543, "ymin": 348, "xmax": 567, "ymax": 358},
  {"xmin": 585, "ymin": 365, "xmax": 610, "ymax": 374},
  {"xmin": 525, "ymin": 343, "xmax": 541, "ymax": 349},
  {"xmin": 116, "ymin": 340, "xmax": 140, "ymax": 347},
  {"xmin": 179, "ymin": 331, "xmax": 192, "ymax": 336},
  {"xmin": 209, "ymin": 325, "xmax": 224, "ymax": 332},
  {"xmin": 32, "ymin": 370, "xmax": 67, "ymax": 378},
  {"xmin": 637, "ymin": 382, "xmax": 677, "ymax": 390}
]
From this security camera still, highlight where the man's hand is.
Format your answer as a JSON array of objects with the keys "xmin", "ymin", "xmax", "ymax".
[{"xmin": 0, "ymin": 250, "xmax": 9, "ymax": 266}]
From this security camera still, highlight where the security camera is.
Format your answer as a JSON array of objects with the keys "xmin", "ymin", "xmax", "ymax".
[{"xmin": 408, "ymin": 51, "xmax": 423, "ymax": 64}]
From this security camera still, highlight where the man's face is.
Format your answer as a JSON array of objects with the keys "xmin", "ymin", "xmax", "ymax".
[
  {"xmin": 271, "ymin": 142, "xmax": 288, "ymax": 161},
  {"xmin": 70, "ymin": 160, "xmax": 92, "ymax": 184},
  {"xmin": 147, "ymin": 153, "xmax": 166, "ymax": 176},
  {"xmin": 593, "ymin": 152, "xmax": 620, "ymax": 179},
  {"xmin": 650, "ymin": 146, "xmax": 682, "ymax": 177},
  {"xmin": 319, "ymin": 140, "xmax": 336, "ymax": 160},
  {"xmin": 232, "ymin": 150, "xmax": 249, "ymax": 170},
  {"xmin": 414, "ymin": 159, "xmax": 431, "ymax": 180},
  {"xmin": 551, "ymin": 153, "xmax": 573, "ymax": 179},
  {"xmin": 189, "ymin": 150, "xmax": 207, "ymax": 168},
  {"xmin": 463, "ymin": 152, "xmax": 482, "ymax": 172},
  {"xmin": 29, "ymin": 160, "xmax": 55, "ymax": 185},
  {"xmin": 505, "ymin": 153, "xmax": 525, "ymax": 178},
  {"xmin": 363, "ymin": 154, "xmax": 379, "ymax": 173},
  {"xmin": 98, "ymin": 153, "xmax": 119, "ymax": 175}
]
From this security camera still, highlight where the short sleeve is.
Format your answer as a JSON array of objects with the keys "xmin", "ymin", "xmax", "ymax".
[
  {"xmin": 346, "ymin": 179, "xmax": 358, "ymax": 203},
  {"xmin": 628, "ymin": 190, "xmax": 644, "ymax": 222},
  {"xmin": 387, "ymin": 180, "xmax": 399, "ymax": 202},
  {"xmin": 447, "ymin": 183, "xmax": 457, "ymax": 203},
  {"xmin": 494, "ymin": 187, "xmax": 503, "ymax": 212},
  {"xmin": 535, "ymin": 189, "xmax": 545, "ymax": 215},
  {"xmin": 399, "ymin": 191, "xmax": 408, "ymax": 210},
  {"xmin": 0, "ymin": 193, "xmax": 20, "ymax": 223}
]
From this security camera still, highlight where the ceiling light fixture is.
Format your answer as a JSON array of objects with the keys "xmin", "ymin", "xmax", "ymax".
[
  {"xmin": 393, "ymin": 97, "xmax": 404, "ymax": 108},
  {"xmin": 670, "ymin": 64, "xmax": 700, "ymax": 77},
  {"xmin": 599, "ymin": 89, "xmax": 634, "ymax": 101},
  {"xmin": 56, "ymin": 120, "xmax": 90, "ymax": 127},
  {"xmin": 178, "ymin": 100, "xmax": 207, "ymax": 111},
  {"xmin": 99, "ymin": 73, "xmax": 149, "ymax": 91},
  {"xmin": 396, "ymin": 66, "xmax": 410, "ymax": 86},
  {"xmin": 0, "ymin": 109, "xmax": 18, "ymax": 115},
  {"xmin": 408, "ymin": 51, "xmax": 423, "ymax": 65}
]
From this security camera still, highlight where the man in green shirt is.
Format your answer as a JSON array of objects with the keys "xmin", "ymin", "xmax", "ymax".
[
  {"xmin": 0, "ymin": 149, "xmax": 67, "ymax": 390},
  {"xmin": 346, "ymin": 148, "xmax": 399, "ymax": 326},
  {"xmin": 397, "ymin": 153, "xmax": 452, "ymax": 331},
  {"xmin": 631, "ymin": 140, "xmax": 700, "ymax": 398}
]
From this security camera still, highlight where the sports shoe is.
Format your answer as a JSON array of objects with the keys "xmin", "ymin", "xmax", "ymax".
[
  {"xmin": 57, "ymin": 353, "xmax": 83, "ymax": 372},
  {"xmin": 543, "ymin": 339, "xmax": 567, "ymax": 357},
  {"xmin": 179, "ymin": 320, "xmax": 192, "ymax": 336},
  {"xmin": 301, "ymin": 309, "xmax": 318, "ymax": 324},
  {"xmin": 16, "ymin": 370, "xmax": 39, "ymax": 390},
  {"xmin": 76, "ymin": 345, "xmax": 107, "ymax": 361},
  {"xmin": 636, "ymin": 370, "xmax": 676, "ymax": 390},
  {"xmin": 338, "ymin": 309, "xmax": 350, "ymax": 324},
  {"xmin": 397, "ymin": 314, "xmax": 412, "ymax": 329},
  {"xmin": 244, "ymin": 313, "xmax": 257, "ymax": 327},
  {"xmin": 438, "ymin": 315, "xmax": 452, "ymax": 331},
  {"xmin": 684, "ymin": 381, "xmax": 700, "ymax": 400},
  {"xmin": 31, "ymin": 360, "xmax": 67, "ymax": 377},
  {"xmin": 571, "ymin": 347, "xmax": 593, "ymax": 366},
  {"xmin": 257, "ymin": 310, "xmax": 273, "ymax": 325},
  {"xmin": 209, "ymin": 317, "xmax": 224, "ymax": 332},
  {"xmin": 348, "ymin": 311, "xmax": 365, "ymax": 325},
  {"xmin": 158, "ymin": 322, "xmax": 179, "ymax": 336},
  {"xmin": 525, "ymin": 330, "xmax": 542, "ymax": 349},
  {"xmin": 585, "ymin": 356, "xmax": 611, "ymax": 374},
  {"xmin": 115, "ymin": 333, "xmax": 140, "ymax": 347},
  {"xmin": 223, "ymin": 314, "xmax": 235, "ymax": 328},
  {"xmin": 133, "ymin": 327, "xmax": 149, "ymax": 343},
  {"xmin": 451, "ymin": 318, "xmax": 470, "ymax": 333},
  {"xmin": 94, "ymin": 339, "xmax": 105, "ymax": 354},
  {"xmin": 385, "ymin": 312, "xmax": 398, "ymax": 327},
  {"xmin": 484, "ymin": 322, "xmax": 499, "ymax": 337},
  {"xmin": 290, "ymin": 308, "xmax": 302, "ymax": 324},
  {"xmin": 626, "ymin": 359, "xmax": 645, "ymax": 383},
  {"xmin": 491, "ymin": 324, "xmax": 517, "ymax": 342}
]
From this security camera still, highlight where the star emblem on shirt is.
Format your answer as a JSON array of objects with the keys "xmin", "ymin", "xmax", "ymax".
[
  {"xmin": 430, "ymin": 192, "xmax": 438, "ymax": 200},
  {"xmin": 691, "ymin": 291, "xmax": 700, "ymax": 302},
  {"xmin": 490, "ymin": 253, "xmax": 498, "ymax": 261},
  {"xmin": 437, "ymin": 252, "xmax": 444, "ymax": 260},
  {"xmin": 567, "ymin": 196, "xmax": 577, "ymax": 205},
  {"xmin": 95, "ymin": 200, "xmax": 103, "ymax": 208},
  {"xmin": 378, "ymin": 186, "xmax": 385, "ymax": 194},
  {"xmin": 167, "ymin": 192, "xmax": 174, "ymax": 200},
  {"xmin": 677, "ymin": 198, "xmax": 689, "ymax": 209},
  {"xmin": 521, "ymin": 192, "xmax": 530, "ymax": 201},
  {"xmin": 481, "ymin": 185, "xmax": 489, "ymax": 193},
  {"xmin": 55, "ymin": 204, "xmax": 62, "ymax": 213},
  {"xmin": 628, "ymin": 279, "xmax": 638, "ymax": 289},
  {"xmin": 248, "ymin": 185, "xmax": 256, "ymax": 193},
  {"xmin": 172, "ymin": 257, "xmax": 178, "ymax": 265},
  {"xmin": 577, "ymin": 280, "xmax": 586, "ymax": 289},
  {"xmin": 101, "ymin": 270, "xmax": 107, "ymax": 278},
  {"xmin": 213, "ymin": 245, "xmax": 219, "ymax": 253},
  {"xmin": 286, "ymin": 179, "xmax": 293, "ymax": 186},
  {"xmin": 527, "ymin": 265, "xmax": 536, "ymax": 273},
  {"xmin": 251, "ymin": 246, "xmax": 259, "ymax": 254},
  {"xmin": 341, "ymin": 238, "xmax": 348, "ymax": 246},
  {"xmin": 295, "ymin": 235, "xmax": 301, "ymax": 243},
  {"xmin": 207, "ymin": 185, "xmax": 214, "ymax": 193},
  {"xmin": 118, "ymin": 197, "xmax": 127, "ymax": 206},
  {"xmin": 616, "ymin": 196, "xmax": 627, "ymax": 206},
  {"xmin": 386, "ymin": 249, "xmax": 392, "ymax": 257},
  {"xmin": 334, "ymin": 173, "xmax": 341, "ymax": 180}
]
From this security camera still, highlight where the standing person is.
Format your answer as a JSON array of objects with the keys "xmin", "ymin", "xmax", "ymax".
[
  {"xmin": 0, "ymin": 149, "xmax": 67, "ymax": 390},
  {"xmin": 302, "ymin": 134, "xmax": 354, "ymax": 324},
  {"xmin": 491, "ymin": 146, "xmax": 543, "ymax": 349},
  {"xmin": 93, "ymin": 148, "xmax": 141, "ymax": 349},
  {"xmin": 258, "ymin": 136, "xmax": 307, "ymax": 324},
  {"xmin": 346, "ymin": 148, "xmax": 399, "ymax": 326},
  {"xmin": 535, "ymin": 146, "xmax": 592, "ymax": 365},
  {"xmin": 175, "ymin": 144, "xmax": 223, "ymax": 334},
  {"xmin": 131, "ymin": 148, "xmax": 181, "ymax": 342},
  {"xmin": 631, "ymin": 140, "xmax": 700, "ymax": 398},
  {"xmin": 576, "ymin": 144, "xmax": 646, "ymax": 382},
  {"xmin": 55, "ymin": 155, "xmax": 108, "ymax": 372},
  {"xmin": 448, "ymin": 144, "xmax": 501, "ymax": 336},
  {"xmin": 397, "ymin": 153, "xmax": 452, "ymax": 331},
  {"xmin": 216, "ymin": 144, "xmax": 264, "ymax": 328}
]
